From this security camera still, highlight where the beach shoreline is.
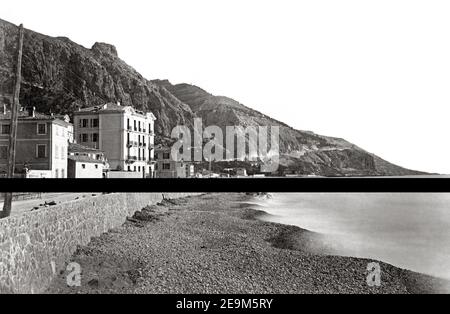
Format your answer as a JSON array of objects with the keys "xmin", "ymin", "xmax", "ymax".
[{"xmin": 46, "ymin": 193, "xmax": 449, "ymax": 294}]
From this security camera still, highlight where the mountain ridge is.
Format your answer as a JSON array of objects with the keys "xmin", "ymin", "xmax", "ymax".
[{"xmin": 0, "ymin": 18, "xmax": 426, "ymax": 176}]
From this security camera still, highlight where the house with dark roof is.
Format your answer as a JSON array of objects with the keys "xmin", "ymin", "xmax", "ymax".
[
  {"xmin": 67, "ymin": 143, "xmax": 108, "ymax": 178},
  {"xmin": 0, "ymin": 105, "xmax": 73, "ymax": 178}
]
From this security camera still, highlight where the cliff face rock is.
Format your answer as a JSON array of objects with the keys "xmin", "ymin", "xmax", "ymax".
[
  {"xmin": 0, "ymin": 18, "xmax": 425, "ymax": 176},
  {"xmin": 0, "ymin": 19, "xmax": 195, "ymax": 137}
]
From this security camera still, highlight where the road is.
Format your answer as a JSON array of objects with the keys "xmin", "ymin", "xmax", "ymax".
[{"xmin": 0, "ymin": 193, "xmax": 96, "ymax": 216}]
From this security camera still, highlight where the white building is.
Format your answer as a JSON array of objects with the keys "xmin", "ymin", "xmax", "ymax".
[
  {"xmin": 67, "ymin": 143, "xmax": 108, "ymax": 178},
  {"xmin": 73, "ymin": 102, "xmax": 156, "ymax": 177}
]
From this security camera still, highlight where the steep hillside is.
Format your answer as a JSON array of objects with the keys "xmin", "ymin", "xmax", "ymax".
[
  {"xmin": 0, "ymin": 18, "xmax": 194, "ymax": 137},
  {"xmin": 154, "ymin": 80, "xmax": 426, "ymax": 176},
  {"xmin": 0, "ymin": 18, "xmax": 425, "ymax": 176}
]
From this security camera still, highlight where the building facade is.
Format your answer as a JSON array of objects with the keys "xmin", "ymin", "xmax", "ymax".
[
  {"xmin": 67, "ymin": 143, "xmax": 108, "ymax": 178},
  {"xmin": 154, "ymin": 146, "xmax": 192, "ymax": 178},
  {"xmin": 0, "ymin": 106, "xmax": 72, "ymax": 178},
  {"xmin": 73, "ymin": 103, "xmax": 156, "ymax": 177}
]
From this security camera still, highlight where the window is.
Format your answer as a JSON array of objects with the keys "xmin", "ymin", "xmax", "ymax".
[
  {"xmin": 36, "ymin": 144, "xmax": 47, "ymax": 158},
  {"xmin": 138, "ymin": 166, "xmax": 141, "ymax": 172},
  {"xmin": 127, "ymin": 118, "xmax": 130, "ymax": 130},
  {"xmin": 128, "ymin": 166, "xmax": 131, "ymax": 171},
  {"xmin": 0, "ymin": 146, "xmax": 7, "ymax": 159},
  {"xmin": 55, "ymin": 146, "xmax": 59, "ymax": 159},
  {"xmin": 163, "ymin": 163, "xmax": 170, "ymax": 170},
  {"xmin": 92, "ymin": 133, "xmax": 99, "ymax": 142},
  {"xmin": 1, "ymin": 124, "xmax": 10, "ymax": 134},
  {"xmin": 82, "ymin": 134, "xmax": 88, "ymax": 142},
  {"xmin": 82, "ymin": 119, "xmax": 88, "ymax": 128},
  {"xmin": 155, "ymin": 163, "xmax": 158, "ymax": 170},
  {"xmin": 163, "ymin": 152, "xmax": 170, "ymax": 160},
  {"xmin": 81, "ymin": 164, "xmax": 86, "ymax": 169},
  {"xmin": 61, "ymin": 169, "xmax": 65, "ymax": 178},
  {"xmin": 55, "ymin": 169, "xmax": 59, "ymax": 178},
  {"xmin": 134, "ymin": 166, "xmax": 136, "ymax": 172},
  {"xmin": 91, "ymin": 119, "xmax": 99, "ymax": 128},
  {"xmin": 95, "ymin": 164, "xmax": 98, "ymax": 169},
  {"xmin": 37, "ymin": 123, "xmax": 47, "ymax": 135},
  {"xmin": 61, "ymin": 146, "xmax": 65, "ymax": 159},
  {"xmin": 134, "ymin": 120, "xmax": 137, "ymax": 131}
]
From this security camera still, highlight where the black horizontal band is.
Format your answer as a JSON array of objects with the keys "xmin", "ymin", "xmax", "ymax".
[
  {"xmin": 0, "ymin": 178, "xmax": 449, "ymax": 192},
  {"xmin": 4, "ymin": 293, "xmax": 441, "ymax": 312}
]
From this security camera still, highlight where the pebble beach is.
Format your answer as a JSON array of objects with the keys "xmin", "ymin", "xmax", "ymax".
[{"xmin": 46, "ymin": 193, "xmax": 449, "ymax": 294}]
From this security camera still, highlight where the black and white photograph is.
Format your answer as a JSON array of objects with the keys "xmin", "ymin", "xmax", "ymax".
[{"xmin": 0, "ymin": 0, "xmax": 450, "ymax": 304}]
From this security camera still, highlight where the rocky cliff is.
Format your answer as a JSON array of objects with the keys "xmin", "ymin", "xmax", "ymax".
[
  {"xmin": 0, "ymin": 18, "xmax": 425, "ymax": 176},
  {"xmin": 0, "ymin": 19, "xmax": 195, "ymax": 137}
]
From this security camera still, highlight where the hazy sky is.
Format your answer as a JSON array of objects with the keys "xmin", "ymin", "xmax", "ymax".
[{"xmin": 3, "ymin": 0, "xmax": 450, "ymax": 173}]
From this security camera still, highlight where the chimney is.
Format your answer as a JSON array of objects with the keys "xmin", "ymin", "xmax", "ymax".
[{"xmin": 27, "ymin": 106, "xmax": 36, "ymax": 117}]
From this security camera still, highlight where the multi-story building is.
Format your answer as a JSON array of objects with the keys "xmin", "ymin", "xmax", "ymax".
[
  {"xmin": 0, "ymin": 106, "xmax": 72, "ymax": 178},
  {"xmin": 154, "ymin": 145, "xmax": 193, "ymax": 178},
  {"xmin": 73, "ymin": 102, "xmax": 156, "ymax": 177}
]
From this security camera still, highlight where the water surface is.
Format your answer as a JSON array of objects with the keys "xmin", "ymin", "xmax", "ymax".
[{"xmin": 253, "ymin": 193, "xmax": 450, "ymax": 282}]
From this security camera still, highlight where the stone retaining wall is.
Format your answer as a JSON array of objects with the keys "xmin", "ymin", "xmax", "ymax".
[{"xmin": 0, "ymin": 193, "xmax": 197, "ymax": 293}]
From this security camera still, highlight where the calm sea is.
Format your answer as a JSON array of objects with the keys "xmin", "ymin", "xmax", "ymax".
[{"xmin": 251, "ymin": 193, "xmax": 450, "ymax": 282}]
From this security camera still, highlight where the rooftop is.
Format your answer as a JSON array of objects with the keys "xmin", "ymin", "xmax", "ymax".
[
  {"xmin": 76, "ymin": 102, "xmax": 156, "ymax": 119},
  {"xmin": 68, "ymin": 155, "xmax": 105, "ymax": 164},
  {"xmin": 68, "ymin": 142, "xmax": 104, "ymax": 154},
  {"xmin": 0, "ymin": 105, "xmax": 71, "ymax": 125},
  {"xmin": 154, "ymin": 144, "xmax": 171, "ymax": 153}
]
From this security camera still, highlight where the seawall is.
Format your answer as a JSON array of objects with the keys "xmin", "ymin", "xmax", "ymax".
[{"xmin": 0, "ymin": 193, "xmax": 197, "ymax": 293}]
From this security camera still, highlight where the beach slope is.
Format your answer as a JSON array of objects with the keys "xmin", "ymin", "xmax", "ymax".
[{"xmin": 47, "ymin": 193, "xmax": 448, "ymax": 294}]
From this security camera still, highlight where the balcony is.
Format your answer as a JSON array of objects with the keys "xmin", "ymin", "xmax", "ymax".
[
  {"xmin": 126, "ymin": 155, "xmax": 137, "ymax": 164},
  {"xmin": 127, "ymin": 141, "xmax": 139, "ymax": 148}
]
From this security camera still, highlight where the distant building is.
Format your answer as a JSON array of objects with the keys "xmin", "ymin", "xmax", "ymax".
[
  {"xmin": 154, "ymin": 145, "xmax": 191, "ymax": 178},
  {"xmin": 67, "ymin": 143, "xmax": 108, "ymax": 178},
  {"xmin": 186, "ymin": 163, "xmax": 195, "ymax": 178},
  {"xmin": 0, "ymin": 106, "xmax": 72, "ymax": 178},
  {"xmin": 73, "ymin": 102, "xmax": 156, "ymax": 177},
  {"xmin": 236, "ymin": 168, "xmax": 248, "ymax": 177}
]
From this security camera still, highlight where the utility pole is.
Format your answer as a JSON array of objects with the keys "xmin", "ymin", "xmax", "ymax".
[{"xmin": 1, "ymin": 24, "xmax": 24, "ymax": 219}]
